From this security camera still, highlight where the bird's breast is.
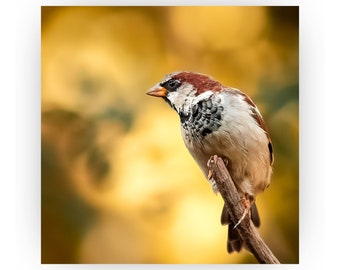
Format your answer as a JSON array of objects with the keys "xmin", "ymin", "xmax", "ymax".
[{"xmin": 180, "ymin": 98, "xmax": 224, "ymax": 140}]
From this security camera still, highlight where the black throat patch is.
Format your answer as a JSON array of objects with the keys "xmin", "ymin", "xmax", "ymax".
[{"xmin": 180, "ymin": 97, "xmax": 223, "ymax": 139}]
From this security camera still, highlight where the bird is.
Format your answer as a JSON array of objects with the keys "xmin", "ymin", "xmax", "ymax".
[{"xmin": 146, "ymin": 71, "xmax": 274, "ymax": 253}]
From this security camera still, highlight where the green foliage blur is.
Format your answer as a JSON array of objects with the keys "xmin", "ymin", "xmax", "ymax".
[{"xmin": 41, "ymin": 6, "xmax": 298, "ymax": 264}]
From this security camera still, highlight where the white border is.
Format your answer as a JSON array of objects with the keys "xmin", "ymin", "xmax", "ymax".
[{"xmin": 5, "ymin": 1, "xmax": 337, "ymax": 269}]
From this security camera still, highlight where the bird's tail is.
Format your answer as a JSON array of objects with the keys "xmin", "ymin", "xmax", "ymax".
[{"xmin": 221, "ymin": 202, "xmax": 260, "ymax": 253}]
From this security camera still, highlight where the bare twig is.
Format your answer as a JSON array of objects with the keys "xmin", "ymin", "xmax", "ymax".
[{"xmin": 208, "ymin": 155, "xmax": 280, "ymax": 264}]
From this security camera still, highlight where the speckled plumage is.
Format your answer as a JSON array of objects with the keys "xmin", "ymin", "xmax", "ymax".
[{"xmin": 179, "ymin": 95, "xmax": 224, "ymax": 139}]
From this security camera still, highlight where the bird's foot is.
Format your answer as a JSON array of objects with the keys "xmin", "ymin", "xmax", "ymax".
[
  {"xmin": 233, "ymin": 196, "xmax": 251, "ymax": 229},
  {"xmin": 207, "ymin": 156, "xmax": 219, "ymax": 193}
]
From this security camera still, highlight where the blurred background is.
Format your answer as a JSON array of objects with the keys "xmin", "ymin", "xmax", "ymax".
[{"xmin": 41, "ymin": 6, "xmax": 298, "ymax": 264}]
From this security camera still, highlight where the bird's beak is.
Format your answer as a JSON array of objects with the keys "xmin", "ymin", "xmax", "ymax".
[{"xmin": 146, "ymin": 86, "xmax": 167, "ymax": 97}]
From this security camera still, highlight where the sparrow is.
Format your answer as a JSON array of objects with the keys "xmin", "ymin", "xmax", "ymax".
[{"xmin": 147, "ymin": 71, "xmax": 274, "ymax": 253}]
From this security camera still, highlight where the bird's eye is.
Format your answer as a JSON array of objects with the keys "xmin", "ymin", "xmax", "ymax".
[{"xmin": 162, "ymin": 79, "xmax": 181, "ymax": 92}]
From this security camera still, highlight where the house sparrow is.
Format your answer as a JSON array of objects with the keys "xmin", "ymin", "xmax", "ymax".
[{"xmin": 147, "ymin": 71, "xmax": 274, "ymax": 253}]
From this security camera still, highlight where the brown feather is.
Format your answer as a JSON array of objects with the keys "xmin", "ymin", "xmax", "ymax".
[
  {"xmin": 172, "ymin": 72, "xmax": 223, "ymax": 96},
  {"xmin": 227, "ymin": 223, "xmax": 243, "ymax": 253},
  {"xmin": 221, "ymin": 204, "xmax": 230, "ymax": 225}
]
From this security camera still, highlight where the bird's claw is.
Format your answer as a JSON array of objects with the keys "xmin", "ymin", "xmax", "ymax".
[{"xmin": 233, "ymin": 196, "xmax": 251, "ymax": 229}]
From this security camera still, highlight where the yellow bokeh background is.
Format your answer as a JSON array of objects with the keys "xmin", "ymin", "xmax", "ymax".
[{"xmin": 41, "ymin": 6, "xmax": 299, "ymax": 264}]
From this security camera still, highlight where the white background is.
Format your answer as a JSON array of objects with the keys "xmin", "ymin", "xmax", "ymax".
[{"xmin": 2, "ymin": 0, "xmax": 338, "ymax": 269}]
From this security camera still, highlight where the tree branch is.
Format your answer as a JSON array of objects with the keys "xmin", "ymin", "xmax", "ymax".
[{"xmin": 208, "ymin": 155, "xmax": 280, "ymax": 264}]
